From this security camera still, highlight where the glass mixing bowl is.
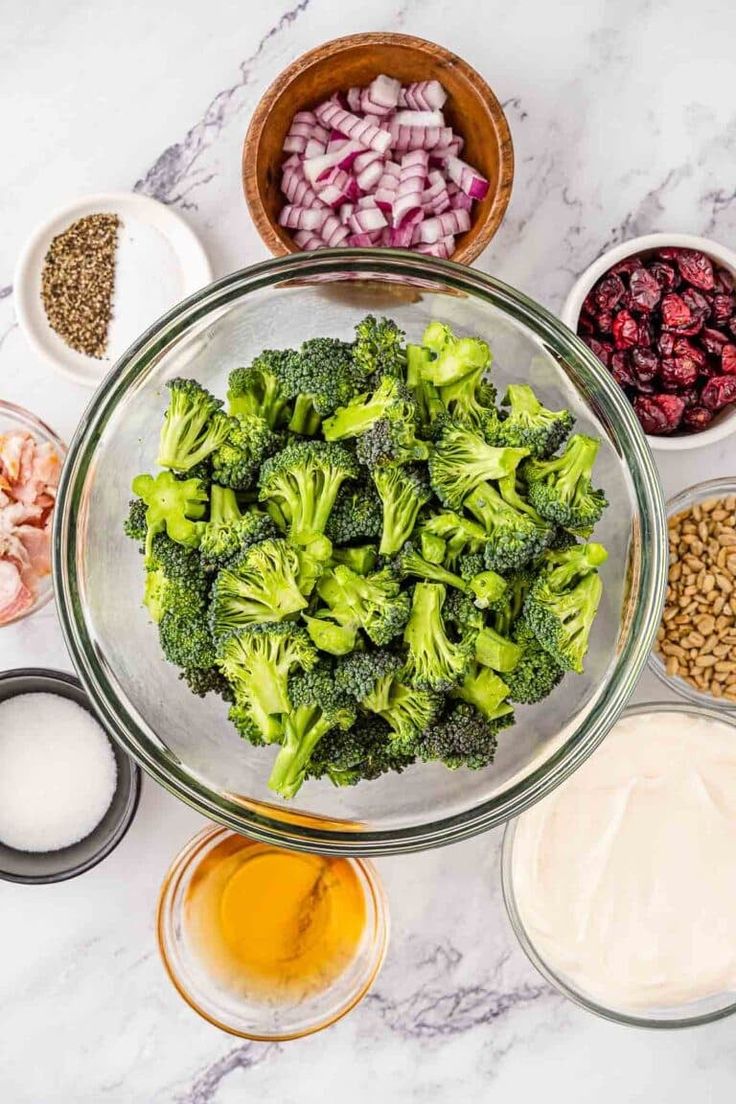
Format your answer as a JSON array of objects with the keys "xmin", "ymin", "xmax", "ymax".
[{"xmin": 53, "ymin": 250, "xmax": 667, "ymax": 855}]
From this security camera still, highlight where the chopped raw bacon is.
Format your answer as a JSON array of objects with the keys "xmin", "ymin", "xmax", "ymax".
[{"xmin": 0, "ymin": 559, "xmax": 33, "ymax": 625}]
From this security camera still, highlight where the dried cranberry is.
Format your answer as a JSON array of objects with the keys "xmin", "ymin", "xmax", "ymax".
[
  {"xmin": 578, "ymin": 313, "xmax": 595, "ymax": 335},
  {"xmin": 631, "ymin": 347, "xmax": 659, "ymax": 382},
  {"xmin": 610, "ymin": 257, "xmax": 642, "ymax": 278},
  {"xmin": 637, "ymin": 317, "xmax": 654, "ymax": 347},
  {"xmin": 612, "ymin": 309, "xmax": 639, "ymax": 349},
  {"xmin": 678, "ymin": 387, "xmax": 700, "ymax": 409},
  {"xmin": 629, "ymin": 266, "xmax": 661, "ymax": 312},
  {"xmin": 581, "ymin": 291, "xmax": 597, "ymax": 318},
  {"xmin": 722, "ymin": 344, "xmax": 736, "ymax": 374},
  {"xmin": 728, "ymin": 318, "xmax": 736, "ymax": 340},
  {"xmin": 711, "ymin": 294, "xmax": 735, "ymax": 324},
  {"xmin": 672, "ymin": 337, "xmax": 706, "ymax": 371},
  {"xmin": 634, "ymin": 393, "xmax": 685, "ymax": 434},
  {"xmin": 681, "ymin": 287, "xmax": 711, "ymax": 321},
  {"xmin": 702, "ymin": 375, "xmax": 736, "ymax": 412},
  {"xmin": 649, "ymin": 261, "xmax": 678, "ymax": 291},
  {"xmin": 582, "ymin": 336, "xmax": 613, "ymax": 367},
  {"xmin": 700, "ymin": 357, "xmax": 722, "ymax": 379},
  {"xmin": 660, "ymin": 356, "xmax": 699, "ymax": 390},
  {"xmin": 676, "ymin": 249, "xmax": 715, "ymax": 291},
  {"xmin": 658, "ymin": 332, "xmax": 676, "ymax": 356},
  {"xmin": 593, "ymin": 273, "xmax": 626, "ymax": 312},
  {"xmin": 700, "ymin": 327, "xmax": 729, "ymax": 355},
  {"xmin": 656, "ymin": 247, "xmax": 681, "ymax": 261},
  {"xmin": 597, "ymin": 310, "xmax": 613, "ymax": 334},
  {"xmin": 682, "ymin": 405, "xmax": 714, "ymax": 432},
  {"xmin": 610, "ymin": 351, "xmax": 636, "ymax": 389},
  {"xmin": 714, "ymin": 266, "xmax": 735, "ymax": 293},
  {"xmin": 661, "ymin": 293, "xmax": 693, "ymax": 330}
]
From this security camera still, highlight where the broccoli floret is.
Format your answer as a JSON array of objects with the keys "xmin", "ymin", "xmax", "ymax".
[
  {"xmin": 353, "ymin": 315, "xmax": 407, "ymax": 384},
  {"xmin": 227, "ymin": 351, "xmax": 295, "ymax": 428},
  {"xmin": 490, "ymin": 565, "xmax": 537, "ymax": 636},
  {"xmin": 179, "ymin": 665, "xmax": 234, "ymax": 701},
  {"xmin": 334, "ymin": 648, "xmax": 403, "ymax": 702},
  {"xmin": 156, "ymin": 377, "xmax": 230, "ymax": 472},
  {"xmin": 417, "ymin": 323, "xmax": 499, "ymax": 435},
  {"xmin": 132, "ymin": 470, "xmax": 208, "ymax": 563},
  {"xmin": 474, "ymin": 625, "xmax": 522, "ymax": 673},
  {"xmin": 497, "ymin": 472, "xmax": 556, "ymax": 537},
  {"xmin": 428, "ymin": 422, "xmax": 528, "ymax": 509},
  {"xmin": 467, "ymin": 570, "xmax": 508, "ymax": 610},
  {"xmin": 303, "ymin": 612, "xmax": 358, "ymax": 655},
  {"xmin": 394, "ymin": 542, "xmax": 468, "ymax": 591},
  {"xmin": 199, "ymin": 485, "xmax": 278, "ymax": 567},
  {"xmin": 142, "ymin": 532, "xmax": 209, "ymax": 624},
  {"xmin": 308, "ymin": 713, "xmax": 414, "ymax": 787},
  {"xmin": 419, "ymin": 702, "xmax": 510, "ymax": 770},
  {"xmin": 497, "ymin": 384, "xmax": 574, "ymax": 459},
  {"xmin": 258, "ymin": 441, "xmax": 358, "ymax": 544},
  {"xmin": 211, "ymin": 413, "xmax": 279, "ymax": 489},
  {"xmin": 355, "ymin": 415, "xmax": 429, "ymax": 468},
  {"xmin": 228, "ymin": 700, "xmax": 282, "ymax": 747},
  {"xmin": 454, "ymin": 665, "xmax": 513, "ymax": 721},
  {"xmin": 331, "ymin": 545, "xmax": 378, "ymax": 575},
  {"xmin": 522, "ymin": 543, "xmax": 608, "ymax": 672},
  {"xmin": 123, "ymin": 497, "xmax": 148, "ymax": 545},
  {"xmin": 268, "ymin": 664, "xmax": 357, "ymax": 799},
  {"xmin": 317, "ymin": 564, "xmax": 410, "ymax": 646},
  {"xmin": 420, "ymin": 511, "xmax": 489, "ymax": 569},
  {"xmin": 323, "ymin": 375, "xmax": 415, "ymax": 442},
  {"xmin": 158, "ymin": 608, "xmax": 216, "ymax": 670},
  {"xmin": 209, "ymin": 538, "xmax": 307, "ymax": 638},
  {"xmin": 458, "ymin": 552, "xmax": 484, "ymax": 581},
  {"xmin": 464, "ymin": 482, "xmax": 552, "ymax": 574},
  {"xmin": 218, "ymin": 624, "xmax": 316, "ymax": 745},
  {"xmin": 522, "ymin": 434, "xmax": 608, "ymax": 534},
  {"xmin": 293, "ymin": 533, "xmax": 333, "ymax": 597},
  {"xmin": 443, "ymin": 589, "xmax": 486, "ymax": 634},
  {"xmin": 373, "ymin": 464, "xmax": 431, "ymax": 556},
  {"xmin": 325, "ymin": 485, "xmax": 383, "ymax": 545},
  {"xmin": 335, "ymin": 651, "xmax": 441, "ymax": 751},
  {"xmin": 402, "ymin": 582, "xmax": 473, "ymax": 692},
  {"xmin": 280, "ymin": 337, "xmax": 358, "ymax": 434},
  {"xmin": 504, "ymin": 620, "xmax": 565, "ymax": 704}
]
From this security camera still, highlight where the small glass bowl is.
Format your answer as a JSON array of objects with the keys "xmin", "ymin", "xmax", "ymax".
[
  {"xmin": 501, "ymin": 701, "xmax": 736, "ymax": 1028},
  {"xmin": 0, "ymin": 399, "xmax": 66, "ymax": 626},
  {"xmin": 649, "ymin": 477, "xmax": 736, "ymax": 710},
  {"xmin": 157, "ymin": 824, "xmax": 389, "ymax": 1040}
]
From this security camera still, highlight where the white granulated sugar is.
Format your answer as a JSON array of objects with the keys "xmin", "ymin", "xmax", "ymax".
[{"xmin": 0, "ymin": 693, "xmax": 117, "ymax": 852}]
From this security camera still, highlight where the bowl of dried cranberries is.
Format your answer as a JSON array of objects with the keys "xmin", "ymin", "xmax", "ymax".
[{"xmin": 562, "ymin": 233, "xmax": 736, "ymax": 449}]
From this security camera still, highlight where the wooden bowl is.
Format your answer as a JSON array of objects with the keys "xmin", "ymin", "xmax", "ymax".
[{"xmin": 243, "ymin": 32, "xmax": 514, "ymax": 265}]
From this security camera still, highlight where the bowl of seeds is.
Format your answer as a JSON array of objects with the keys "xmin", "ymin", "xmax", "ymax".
[
  {"xmin": 651, "ymin": 476, "xmax": 736, "ymax": 708},
  {"xmin": 14, "ymin": 192, "xmax": 212, "ymax": 387}
]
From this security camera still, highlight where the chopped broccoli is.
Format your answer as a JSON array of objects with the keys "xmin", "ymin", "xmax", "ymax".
[
  {"xmin": 199, "ymin": 485, "xmax": 278, "ymax": 567},
  {"xmin": 156, "ymin": 378, "xmax": 230, "ymax": 472},
  {"xmin": 258, "ymin": 440, "xmax": 358, "ymax": 544},
  {"xmin": 467, "ymin": 570, "xmax": 507, "ymax": 610},
  {"xmin": 124, "ymin": 497, "xmax": 148, "ymax": 545},
  {"xmin": 497, "ymin": 384, "xmax": 574, "ymax": 458},
  {"xmin": 428, "ymin": 421, "xmax": 528, "ymax": 509},
  {"xmin": 211, "ymin": 413, "xmax": 279, "ymax": 489},
  {"xmin": 325, "ymin": 484, "xmax": 383, "ymax": 545},
  {"xmin": 490, "ymin": 565, "xmax": 537, "ymax": 637},
  {"xmin": 373, "ymin": 464, "xmax": 431, "ymax": 556},
  {"xmin": 335, "ymin": 650, "xmax": 441, "ymax": 751},
  {"xmin": 474, "ymin": 625, "xmax": 522, "ymax": 673},
  {"xmin": 279, "ymin": 337, "xmax": 358, "ymax": 434},
  {"xmin": 403, "ymin": 582, "xmax": 473, "ymax": 692},
  {"xmin": 419, "ymin": 702, "xmax": 509, "ymax": 770},
  {"xmin": 355, "ymin": 415, "xmax": 429, "ymax": 468},
  {"xmin": 323, "ymin": 375, "xmax": 415, "ymax": 442},
  {"xmin": 443, "ymin": 589, "xmax": 486, "ymax": 634},
  {"xmin": 394, "ymin": 541, "xmax": 468, "ymax": 591},
  {"xmin": 522, "ymin": 434, "xmax": 608, "ymax": 534},
  {"xmin": 179, "ymin": 665, "xmax": 234, "ymax": 701},
  {"xmin": 308, "ymin": 713, "xmax": 414, "ymax": 787},
  {"xmin": 294, "ymin": 533, "xmax": 333, "ymax": 597},
  {"xmin": 522, "ymin": 543, "xmax": 608, "ymax": 672},
  {"xmin": 420, "ymin": 322, "xmax": 491, "ymax": 388},
  {"xmin": 158, "ymin": 608, "xmax": 216, "ymax": 670},
  {"xmin": 132, "ymin": 470, "xmax": 208, "ymax": 562},
  {"xmin": 209, "ymin": 538, "xmax": 307, "ymax": 638},
  {"xmin": 268, "ymin": 664, "xmax": 357, "ymax": 798},
  {"xmin": 142, "ymin": 532, "xmax": 209, "ymax": 624},
  {"xmin": 420, "ymin": 531, "xmax": 446, "ymax": 564},
  {"xmin": 352, "ymin": 315, "xmax": 406, "ymax": 384},
  {"xmin": 303, "ymin": 612, "xmax": 358, "ymax": 655},
  {"xmin": 464, "ymin": 482, "xmax": 552, "ymax": 574},
  {"xmin": 420, "ymin": 510, "xmax": 489, "ymax": 569},
  {"xmin": 504, "ymin": 620, "xmax": 565, "ymax": 704},
  {"xmin": 218, "ymin": 624, "xmax": 316, "ymax": 744},
  {"xmin": 332, "ymin": 545, "xmax": 378, "ymax": 576},
  {"xmin": 454, "ymin": 665, "xmax": 513, "ymax": 721},
  {"xmin": 227, "ymin": 350, "xmax": 295, "ymax": 428},
  {"xmin": 317, "ymin": 564, "xmax": 410, "ymax": 646}
]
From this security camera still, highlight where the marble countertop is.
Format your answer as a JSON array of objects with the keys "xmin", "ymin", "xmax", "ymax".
[{"xmin": 2, "ymin": 0, "xmax": 736, "ymax": 1099}]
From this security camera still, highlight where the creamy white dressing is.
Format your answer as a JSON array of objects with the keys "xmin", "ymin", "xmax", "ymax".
[{"xmin": 511, "ymin": 711, "xmax": 736, "ymax": 1009}]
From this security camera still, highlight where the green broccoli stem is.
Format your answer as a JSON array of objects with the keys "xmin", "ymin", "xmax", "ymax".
[
  {"xmin": 209, "ymin": 484, "xmax": 241, "ymax": 525},
  {"xmin": 401, "ymin": 548, "xmax": 468, "ymax": 591},
  {"xmin": 475, "ymin": 627, "xmax": 522, "ymax": 673},
  {"xmin": 552, "ymin": 436, "xmax": 600, "ymax": 500},
  {"xmin": 289, "ymin": 395, "xmax": 322, "ymax": 436},
  {"xmin": 268, "ymin": 707, "xmax": 333, "ymax": 797}
]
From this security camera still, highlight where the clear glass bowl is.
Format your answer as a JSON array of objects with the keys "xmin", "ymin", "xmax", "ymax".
[
  {"xmin": 649, "ymin": 476, "xmax": 736, "ymax": 710},
  {"xmin": 157, "ymin": 824, "xmax": 388, "ymax": 1040},
  {"xmin": 0, "ymin": 400, "xmax": 66, "ymax": 625},
  {"xmin": 53, "ymin": 250, "xmax": 667, "ymax": 855},
  {"xmin": 501, "ymin": 701, "xmax": 736, "ymax": 1028}
]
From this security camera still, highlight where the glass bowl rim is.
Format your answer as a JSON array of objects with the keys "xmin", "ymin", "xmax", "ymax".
[
  {"xmin": 0, "ymin": 399, "xmax": 67, "ymax": 626},
  {"xmin": 648, "ymin": 475, "xmax": 736, "ymax": 711},
  {"xmin": 52, "ymin": 248, "xmax": 667, "ymax": 855},
  {"xmin": 501, "ymin": 699, "xmax": 736, "ymax": 1029},
  {"xmin": 156, "ymin": 822, "xmax": 389, "ymax": 1041}
]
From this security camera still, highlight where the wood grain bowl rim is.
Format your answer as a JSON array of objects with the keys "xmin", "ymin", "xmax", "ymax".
[{"xmin": 243, "ymin": 31, "xmax": 514, "ymax": 265}]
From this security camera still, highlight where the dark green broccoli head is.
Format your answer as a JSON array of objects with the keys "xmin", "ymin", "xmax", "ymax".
[
  {"xmin": 355, "ymin": 414, "xmax": 430, "ymax": 469},
  {"xmin": 123, "ymin": 497, "xmax": 148, "ymax": 546},
  {"xmin": 211, "ymin": 413, "xmax": 279, "ymax": 490},
  {"xmin": 308, "ymin": 713, "xmax": 414, "ymax": 787},
  {"xmin": 522, "ymin": 543, "xmax": 608, "ymax": 672},
  {"xmin": 523, "ymin": 434, "xmax": 608, "ymax": 534},
  {"xmin": 326, "ymin": 484, "xmax": 383, "ymax": 545},
  {"xmin": 258, "ymin": 440, "xmax": 358, "ymax": 544},
  {"xmin": 228, "ymin": 699, "xmax": 282, "ymax": 747},
  {"xmin": 352, "ymin": 315, "xmax": 407, "ymax": 385},
  {"xmin": 227, "ymin": 350, "xmax": 296, "ymax": 428},
  {"xmin": 504, "ymin": 619, "xmax": 565, "ymax": 703},
  {"xmin": 443, "ymin": 588, "xmax": 486, "ymax": 634},
  {"xmin": 335, "ymin": 650, "xmax": 439, "ymax": 752},
  {"xmin": 199, "ymin": 485, "xmax": 278, "ymax": 568},
  {"xmin": 317, "ymin": 564, "xmax": 410, "ymax": 646},
  {"xmin": 158, "ymin": 608, "xmax": 216, "ymax": 670},
  {"xmin": 428, "ymin": 421, "xmax": 528, "ymax": 509},
  {"xmin": 156, "ymin": 377, "xmax": 230, "ymax": 472},
  {"xmin": 209, "ymin": 538, "xmax": 307, "ymax": 639},
  {"xmin": 497, "ymin": 384, "xmax": 574, "ymax": 459},
  {"xmin": 279, "ymin": 338, "xmax": 358, "ymax": 434},
  {"xmin": 402, "ymin": 582, "xmax": 473, "ymax": 692},
  {"xmin": 419, "ymin": 701, "xmax": 509, "ymax": 770},
  {"xmin": 179, "ymin": 665, "xmax": 234, "ymax": 701},
  {"xmin": 335, "ymin": 649, "xmax": 404, "ymax": 704},
  {"xmin": 143, "ymin": 532, "xmax": 209, "ymax": 624},
  {"xmin": 464, "ymin": 482, "xmax": 553, "ymax": 574},
  {"xmin": 132, "ymin": 470, "xmax": 208, "ymax": 563},
  {"xmin": 373, "ymin": 464, "xmax": 431, "ymax": 556},
  {"xmin": 323, "ymin": 375, "xmax": 416, "ymax": 442}
]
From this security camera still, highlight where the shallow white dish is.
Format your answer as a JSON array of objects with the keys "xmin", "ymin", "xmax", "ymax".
[
  {"xmin": 14, "ymin": 192, "xmax": 212, "ymax": 387},
  {"xmin": 561, "ymin": 232, "xmax": 736, "ymax": 452}
]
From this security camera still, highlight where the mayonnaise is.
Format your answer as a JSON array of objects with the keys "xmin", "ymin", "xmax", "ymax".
[{"xmin": 511, "ymin": 711, "xmax": 736, "ymax": 1009}]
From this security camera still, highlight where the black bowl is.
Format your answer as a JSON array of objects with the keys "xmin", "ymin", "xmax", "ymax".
[{"xmin": 0, "ymin": 669, "xmax": 141, "ymax": 884}]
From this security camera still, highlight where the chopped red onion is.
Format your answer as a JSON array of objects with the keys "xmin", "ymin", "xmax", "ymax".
[
  {"xmin": 279, "ymin": 205, "xmax": 329, "ymax": 231},
  {"xmin": 415, "ymin": 235, "xmax": 455, "ymax": 258},
  {"xmin": 338, "ymin": 203, "xmax": 355, "ymax": 225},
  {"xmin": 293, "ymin": 229, "xmax": 324, "ymax": 250},
  {"xmin": 346, "ymin": 87, "xmax": 362, "ymax": 112},
  {"xmin": 417, "ymin": 209, "xmax": 471, "ymax": 243},
  {"xmin": 304, "ymin": 138, "xmax": 326, "ymax": 159},
  {"xmin": 347, "ymin": 231, "xmax": 383, "ymax": 247},
  {"xmin": 398, "ymin": 80, "xmax": 447, "ymax": 111},
  {"xmin": 303, "ymin": 142, "xmax": 363, "ymax": 183},
  {"xmin": 314, "ymin": 166, "xmax": 360, "ymax": 207},
  {"xmin": 349, "ymin": 208, "xmax": 388, "ymax": 234},
  {"xmin": 448, "ymin": 182, "xmax": 473, "ymax": 211},
  {"xmin": 368, "ymin": 74, "xmax": 401, "ymax": 110},
  {"xmin": 282, "ymin": 168, "xmax": 323, "ymax": 208},
  {"xmin": 392, "ymin": 110, "xmax": 445, "ymax": 127},
  {"xmin": 314, "ymin": 101, "xmax": 392, "ymax": 153},
  {"xmin": 320, "ymin": 214, "xmax": 350, "ymax": 247},
  {"xmin": 446, "ymin": 156, "xmax": 489, "ymax": 200}
]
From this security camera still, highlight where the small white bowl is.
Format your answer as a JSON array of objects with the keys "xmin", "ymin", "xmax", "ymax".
[
  {"xmin": 561, "ymin": 232, "xmax": 736, "ymax": 451},
  {"xmin": 14, "ymin": 192, "xmax": 212, "ymax": 388}
]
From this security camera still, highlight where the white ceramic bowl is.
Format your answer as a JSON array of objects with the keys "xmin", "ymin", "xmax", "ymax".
[{"xmin": 561, "ymin": 232, "xmax": 736, "ymax": 451}]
